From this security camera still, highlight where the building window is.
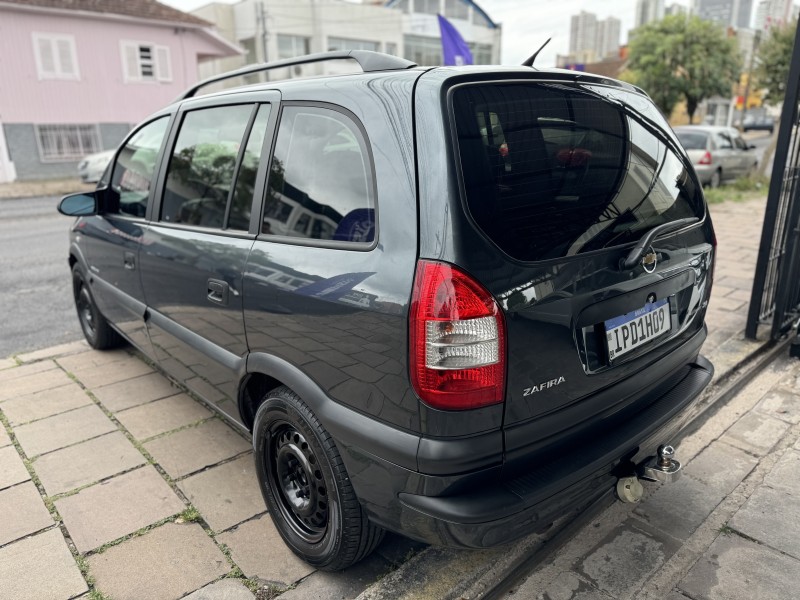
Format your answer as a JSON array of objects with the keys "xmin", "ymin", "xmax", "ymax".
[
  {"xmin": 36, "ymin": 124, "xmax": 101, "ymax": 162},
  {"xmin": 404, "ymin": 35, "xmax": 442, "ymax": 66},
  {"xmin": 415, "ymin": 0, "xmax": 441, "ymax": 15},
  {"xmin": 121, "ymin": 41, "xmax": 172, "ymax": 83},
  {"xmin": 469, "ymin": 43, "xmax": 493, "ymax": 65},
  {"xmin": 395, "ymin": 0, "xmax": 410, "ymax": 13},
  {"xmin": 32, "ymin": 33, "xmax": 79, "ymax": 80},
  {"xmin": 327, "ymin": 37, "xmax": 379, "ymax": 52},
  {"xmin": 385, "ymin": 42, "xmax": 398, "ymax": 56},
  {"xmin": 472, "ymin": 8, "xmax": 491, "ymax": 27},
  {"xmin": 277, "ymin": 35, "xmax": 310, "ymax": 59},
  {"xmin": 445, "ymin": 0, "xmax": 468, "ymax": 20}
]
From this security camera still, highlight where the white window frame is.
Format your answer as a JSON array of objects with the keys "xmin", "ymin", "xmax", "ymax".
[
  {"xmin": 32, "ymin": 33, "xmax": 80, "ymax": 81},
  {"xmin": 34, "ymin": 124, "xmax": 102, "ymax": 163},
  {"xmin": 120, "ymin": 40, "xmax": 172, "ymax": 83}
]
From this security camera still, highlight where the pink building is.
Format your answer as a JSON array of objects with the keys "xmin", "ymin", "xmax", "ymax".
[{"xmin": 0, "ymin": 0, "xmax": 242, "ymax": 182}]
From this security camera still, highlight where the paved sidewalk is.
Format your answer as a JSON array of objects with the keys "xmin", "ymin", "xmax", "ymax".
[{"xmin": 0, "ymin": 195, "xmax": 777, "ymax": 600}]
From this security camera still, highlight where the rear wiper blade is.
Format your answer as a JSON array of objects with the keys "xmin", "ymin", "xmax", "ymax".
[{"xmin": 621, "ymin": 217, "xmax": 699, "ymax": 270}]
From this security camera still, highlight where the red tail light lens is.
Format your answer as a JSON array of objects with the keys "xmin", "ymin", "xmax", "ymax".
[
  {"xmin": 409, "ymin": 260, "xmax": 506, "ymax": 410},
  {"xmin": 698, "ymin": 151, "xmax": 713, "ymax": 165}
]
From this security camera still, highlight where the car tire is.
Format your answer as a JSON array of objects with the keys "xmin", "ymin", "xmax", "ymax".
[
  {"xmin": 709, "ymin": 169, "xmax": 721, "ymax": 189},
  {"xmin": 72, "ymin": 264, "xmax": 123, "ymax": 350},
  {"xmin": 253, "ymin": 386, "xmax": 385, "ymax": 571}
]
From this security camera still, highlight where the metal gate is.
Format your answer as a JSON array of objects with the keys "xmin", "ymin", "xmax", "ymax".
[{"xmin": 746, "ymin": 20, "xmax": 800, "ymax": 341}]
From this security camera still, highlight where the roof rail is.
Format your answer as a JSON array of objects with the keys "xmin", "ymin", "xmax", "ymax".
[{"xmin": 179, "ymin": 50, "xmax": 417, "ymax": 101}]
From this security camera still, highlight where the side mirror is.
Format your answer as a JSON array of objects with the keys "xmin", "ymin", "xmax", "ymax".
[{"xmin": 58, "ymin": 192, "xmax": 98, "ymax": 216}]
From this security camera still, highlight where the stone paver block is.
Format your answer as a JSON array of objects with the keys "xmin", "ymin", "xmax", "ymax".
[
  {"xmin": 88, "ymin": 523, "xmax": 228, "ymax": 600},
  {"xmin": 0, "ymin": 358, "xmax": 17, "ymax": 370},
  {"xmin": 56, "ymin": 466, "xmax": 185, "ymax": 552},
  {"xmin": 184, "ymin": 579, "xmax": 254, "ymax": 600},
  {"xmin": 678, "ymin": 534, "xmax": 800, "ymax": 600},
  {"xmin": 278, "ymin": 552, "xmax": 392, "ymax": 600},
  {"xmin": 756, "ymin": 389, "xmax": 800, "ymax": 424},
  {"xmin": 116, "ymin": 393, "xmax": 212, "ymax": 440},
  {"xmin": 1, "ymin": 382, "xmax": 91, "ymax": 426},
  {"xmin": 729, "ymin": 485, "xmax": 800, "ymax": 559},
  {"xmin": 56, "ymin": 348, "xmax": 131, "ymax": 373},
  {"xmin": 0, "ymin": 445, "xmax": 30, "ymax": 489},
  {"xmin": 14, "ymin": 404, "xmax": 116, "ymax": 457},
  {"xmin": 0, "ymin": 359, "xmax": 56, "ymax": 382},
  {"xmin": 34, "ymin": 431, "xmax": 146, "ymax": 496},
  {"xmin": 0, "ymin": 425, "xmax": 9, "ymax": 448},
  {"xmin": 518, "ymin": 572, "xmax": 613, "ymax": 600},
  {"xmin": 635, "ymin": 476, "xmax": 724, "ymax": 541},
  {"xmin": 217, "ymin": 515, "xmax": 315, "ymax": 585},
  {"xmin": 0, "ymin": 528, "xmax": 88, "ymax": 600},
  {"xmin": 684, "ymin": 441, "xmax": 757, "ymax": 495},
  {"xmin": 15, "ymin": 340, "xmax": 89, "ymax": 363},
  {"xmin": 179, "ymin": 455, "xmax": 265, "ymax": 532},
  {"xmin": 578, "ymin": 519, "xmax": 680, "ymax": 599},
  {"xmin": 71, "ymin": 355, "xmax": 154, "ymax": 389},
  {"xmin": 720, "ymin": 411, "xmax": 790, "ymax": 456},
  {"xmin": 763, "ymin": 450, "xmax": 800, "ymax": 496},
  {"xmin": 0, "ymin": 368, "xmax": 74, "ymax": 403},
  {"xmin": 93, "ymin": 372, "xmax": 179, "ymax": 412},
  {"xmin": 145, "ymin": 419, "xmax": 250, "ymax": 479},
  {"xmin": 0, "ymin": 481, "xmax": 54, "ymax": 545}
]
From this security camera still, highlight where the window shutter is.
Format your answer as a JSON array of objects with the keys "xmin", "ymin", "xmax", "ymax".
[
  {"xmin": 121, "ymin": 42, "xmax": 140, "ymax": 82},
  {"xmin": 155, "ymin": 46, "xmax": 172, "ymax": 82},
  {"xmin": 56, "ymin": 38, "xmax": 76, "ymax": 78},
  {"xmin": 36, "ymin": 37, "xmax": 56, "ymax": 77}
]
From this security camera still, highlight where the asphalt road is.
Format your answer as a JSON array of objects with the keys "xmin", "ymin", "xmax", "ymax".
[{"xmin": 0, "ymin": 195, "xmax": 83, "ymax": 357}]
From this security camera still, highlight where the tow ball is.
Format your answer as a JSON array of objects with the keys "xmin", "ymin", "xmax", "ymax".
[{"xmin": 616, "ymin": 445, "xmax": 682, "ymax": 503}]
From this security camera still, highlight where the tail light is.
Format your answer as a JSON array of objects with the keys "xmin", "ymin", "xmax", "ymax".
[
  {"xmin": 698, "ymin": 151, "xmax": 713, "ymax": 165},
  {"xmin": 409, "ymin": 260, "xmax": 506, "ymax": 410}
]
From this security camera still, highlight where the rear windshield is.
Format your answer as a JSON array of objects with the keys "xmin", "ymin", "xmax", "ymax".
[
  {"xmin": 452, "ymin": 83, "xmax": 705, "ymax": 261},
  {"xmin": 676, "ymin": 131, "xmax": 708, "ymax": 150}
]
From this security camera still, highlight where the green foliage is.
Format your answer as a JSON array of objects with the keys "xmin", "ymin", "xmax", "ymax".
[
  {"xmin": 703, "ymin": 175, "xmax": 769, "ymax": 204},
  {"xmin": 627, "ymin": 15, "xmax": 741, "ymax": 122},
  {"xmin": 755, "ymin": 20, "xmax": 796, "ymax": 105}
]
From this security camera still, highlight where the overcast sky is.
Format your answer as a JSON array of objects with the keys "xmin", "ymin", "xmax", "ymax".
[{"xmin": 161, "ymin": 0, "xmax": 695, "ymax": 68}]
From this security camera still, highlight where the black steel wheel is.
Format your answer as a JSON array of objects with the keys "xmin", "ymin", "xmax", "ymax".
[
  {"xmin": 71, "ymin": 264, "xmax": 123, "ymax": 350},
  {"xmin": 253, "ymin": 386, "xmax": 384, "ymax": 570}
]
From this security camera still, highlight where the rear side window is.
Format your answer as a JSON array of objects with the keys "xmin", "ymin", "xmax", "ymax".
[
  {"xmin": 452, "ymin": 84, "xmax": 704, "ymax": 261},
  {"xmin": 161, "ymin": 104, "xmax": 257, "ymax": 229},
  {"xmin": 262, "ymin": 105, "xmax": 375, "ymax": 244}
]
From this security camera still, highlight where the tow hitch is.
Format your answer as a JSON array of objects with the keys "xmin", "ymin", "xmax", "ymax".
[{"xmin": 616, "ymin": 445, "xmax": 682, "ymax": 503}]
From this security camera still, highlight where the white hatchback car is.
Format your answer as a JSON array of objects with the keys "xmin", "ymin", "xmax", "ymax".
[
  {"xmin": 674, "ymin": 126, "xmax": 758, "ymax": 188},
  {"xmin": 77, "ymin": 149, "xmax": 115, "ymax": 183}
]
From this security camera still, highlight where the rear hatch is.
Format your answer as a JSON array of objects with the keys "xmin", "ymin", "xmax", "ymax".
[
  {"xmin": 674, "ymin": 129, "xmax": 711, "ymax": 166},
  {"xmin": 449, "ymin": 80, "xmax": 714, "ymax": 463}
]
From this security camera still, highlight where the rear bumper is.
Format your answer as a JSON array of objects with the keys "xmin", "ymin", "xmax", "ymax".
[{"xmin": 365, "ymin": 354, "xmax": 713, "ymax": 548}]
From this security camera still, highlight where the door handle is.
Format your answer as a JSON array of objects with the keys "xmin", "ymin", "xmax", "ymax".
[
  {"xmin": 123, "ymin": 251, "xmax": 135, "ymax": 270},
  {"xmin": 207, "ymin": 279, "xmax": 229, "ymax": 306}
]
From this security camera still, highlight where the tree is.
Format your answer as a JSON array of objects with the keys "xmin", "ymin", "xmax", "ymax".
[
  {"xmin": 626, "ymin": 15, "xmax": 741, "ymax": 123},
  {"xmin": 755, "ymin": 20, "xmax": 796, "ymax": 106}
]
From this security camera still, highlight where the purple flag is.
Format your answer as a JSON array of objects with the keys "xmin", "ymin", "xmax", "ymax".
[{"xmin": 437, "ymin": 14, "xmax": 473, "ymax": 66}]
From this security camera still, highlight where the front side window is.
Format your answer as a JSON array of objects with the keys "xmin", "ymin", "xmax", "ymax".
[
  {"xmin": 263, "ymin": 106, "xmax": 375, "ymax": 244},
  {"xmin": 453, "ymin": 83, "xmax": 704, "ymax": 261},
  {"xmin": 161, "ymin": 105, "xmax": 254, "ymax": 229},
  {"xmin": 36, "ymin": 124, "xmax": 100, "ymax": 162},
  {"xmin": 108, "ymin": 117, "xmax": 170, "ymax": 218}
]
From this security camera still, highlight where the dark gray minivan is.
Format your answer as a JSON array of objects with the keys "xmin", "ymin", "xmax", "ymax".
[{"xmin": 60, "ymin": 51, "xmax": 715, "ymax": 570}]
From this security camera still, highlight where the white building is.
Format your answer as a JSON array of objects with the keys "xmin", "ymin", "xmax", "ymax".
[
  {"xmin": 567, "ymin": 11, "xmax": 620, "ymax": 64},
  {"xmin": 192, "ymin": 0, "xmax": 501, "ymax": 83},
  {"xmin": 754, "ymin": 0, "xmax": 793, "ymax": 29},
  {"xmin": 694, "ymin": 0, "xmax": 754, "ymax": 29},
  {"xmin": 635, "ymin": 0, "xmax": 665, "ymax": 27}
]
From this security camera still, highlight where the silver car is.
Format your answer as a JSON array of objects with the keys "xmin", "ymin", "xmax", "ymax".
[
  {"xmin": 674, "ymin": 126, "xmax": 758, "ymax": 188},
  {"xmin": 77, "ymin": 149, "xmax": 115, "ymax": 183}
]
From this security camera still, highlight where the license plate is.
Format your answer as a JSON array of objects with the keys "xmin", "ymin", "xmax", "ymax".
[{"xmin": 605, "ymin": 298, "xmax": 671, "ymax": 361}]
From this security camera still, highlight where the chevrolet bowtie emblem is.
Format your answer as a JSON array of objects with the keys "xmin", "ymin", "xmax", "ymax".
[{"xmin": 642, "ymin": 248, "xmax": 657, "ymax": 273}]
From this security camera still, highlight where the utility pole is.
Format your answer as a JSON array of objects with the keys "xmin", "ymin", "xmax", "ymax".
[
  {"xmin": 740, "ymin": 29, "xmax": 761, "ymax": 129},
  {"xmin": 257, "ymin": 1, "xmax": 269, "ymax": 80}
]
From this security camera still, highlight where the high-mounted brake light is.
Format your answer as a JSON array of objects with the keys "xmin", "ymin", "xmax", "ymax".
[
  {"xmin": 409, "ymin": 260, "xmax": 506, "ymax": 410},
  {"xmin": 698, "ymin": 151, "xmax": 713, "ymax": 165}
]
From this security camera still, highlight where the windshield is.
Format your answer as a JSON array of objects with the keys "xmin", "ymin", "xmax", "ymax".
[
  {"xmin": 452, "ymin": 82, "xmax": 705, "ymax": 261},
  {"xmin": 675, "ymin": 131, "xmax": 709, "ymax": 150}
]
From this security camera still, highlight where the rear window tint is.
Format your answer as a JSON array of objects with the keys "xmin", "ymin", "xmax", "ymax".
[
  {"xmin": 676, "ymin": 131, "xmax": 708, "ymax": 150},
  {"xmin": 452, "ymin": 83, "xmax": 704, "ymax": 261}
]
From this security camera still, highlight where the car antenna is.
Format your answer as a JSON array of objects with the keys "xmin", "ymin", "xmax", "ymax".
[{"xmin": 522, "ymin": 38, "xmax": 552, "ymax": 67}]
